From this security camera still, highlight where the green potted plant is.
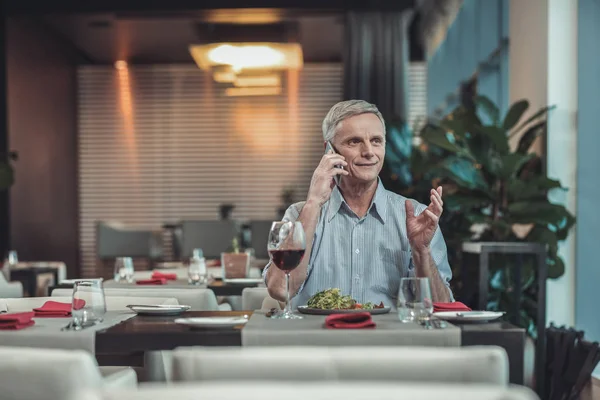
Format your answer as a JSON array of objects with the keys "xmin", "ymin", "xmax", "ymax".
[
  {"xmin": 221, "ymin": 237, "xmax": 250, "ymax": 279},
  {"xmin": 0, "ymin": 152, "xmax": 17, "ymax": 191},
  {"xmin": 412, "ymin": 96, "xmax": 575, "ymax": 337}
]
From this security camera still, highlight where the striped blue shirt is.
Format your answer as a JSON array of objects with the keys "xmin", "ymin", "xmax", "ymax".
[{"xmin": 264, "ymin": 180, "xmax": 453, "ymax": 308}]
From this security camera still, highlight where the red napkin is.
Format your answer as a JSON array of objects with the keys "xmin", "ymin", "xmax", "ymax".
[
  {"xmin": 207, "ymin": 259, "xmax": 221, "ymax": 267},
  {"xmin": 433, "ymin": 301, "xmax": 472, "ymax": 312},
  {"xmin": 33, "ymin": 300, "xmax": 86, "ymax": 317},
  {"xmin": 0, "ymin": 312, "xmax": 35, "ymax": 330},
  {"xmin": 136, "ymin": 278, "xmax": 167, "ymax": 285},
  {"xmin": 325, "ymin": 312, "xmax": 376, "ymax": 329},
  {"xmin": 151, "ymin": 271, "xmax": 177, "ymax": 280}
]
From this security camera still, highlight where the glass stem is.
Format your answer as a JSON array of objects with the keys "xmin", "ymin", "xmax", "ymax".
[{"xmin": 285, "ymin": 273, "xmax": 291, "ymax": 314}]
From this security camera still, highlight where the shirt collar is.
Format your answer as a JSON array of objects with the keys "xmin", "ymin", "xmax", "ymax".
[{"xmin": 327, "ymin": 179, "xmax": 388, "ymax": 224}]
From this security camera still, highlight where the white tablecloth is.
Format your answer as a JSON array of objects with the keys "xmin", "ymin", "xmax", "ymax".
[
  {"xmin": 242, "ymin": 311, "xmax": 461, "ymax": 347},
  {"xmin": 0, "ymin": 311, "xmax": 135, "ymax": 353}
]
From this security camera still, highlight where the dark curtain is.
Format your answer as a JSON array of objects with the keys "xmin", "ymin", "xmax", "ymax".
[{"xmin": 343, "ymin": 10, "xmax": 413, "ymax": 123}]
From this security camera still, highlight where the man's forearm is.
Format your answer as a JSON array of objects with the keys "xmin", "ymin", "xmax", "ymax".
[
  {"xmin": 411, "ymin": 249, "xmax": 450, "ymax": 302},
  {"xmin": 266, "ymin": 201, "xmax": 321, "ymax": 302}
]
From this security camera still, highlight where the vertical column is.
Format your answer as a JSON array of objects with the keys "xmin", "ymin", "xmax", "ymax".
[
  {"xmin": 0, "ymin": 9, "xmax": 9, "ymax": 257},
  {"xmin": 509, "ymin": 0, "xmax": 578, "ymax": 327}
]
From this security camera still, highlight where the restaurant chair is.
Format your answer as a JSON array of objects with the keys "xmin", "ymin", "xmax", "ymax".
[
  {"xmin": 1, "ymin": 296, "xmax": 179, "ymax": 312},
  {"xmin": 0, "ymin": 346, "xmax": 137, "ymax": 400},
  {"xmin": 171, "ymin": 346, "xmax": 509, "ymax": 385},
  {"xmin": 51, "ymin": 288, "xmax": 218, "ymax": 311},
  {"xmin": 0, "ymin": 271, "xmax": 23, "ymax": 298},
  {"xmin": 179, "ymin": 220, "xmax": 239, "ymax": 259},
  {"xmin": 241, "ymin": 287, "xmax": 280, "ymax": 311},
  {"xmin": 96, "ymin": 221, "xmax": 163, "ymax": 271},
  {"xmin": 72, "ymin": 382, "xmax": 540, "ymax": 400}
]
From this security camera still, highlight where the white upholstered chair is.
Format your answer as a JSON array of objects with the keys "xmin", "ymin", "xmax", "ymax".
[
  {"xmin": 171, "ymin": 346, "xmax": 509, "ymax": 385},
  {"xmin": 51, "ymin": 287, "xmax": 217, "ymax": 311},
  {"xmin": 241, "ymin": 287, "xmax": 281, "ymax": 311},
  {"xmin": 1, "ymin": 296, "xmax": 178, "ymax": 312},
  {"xmin": 74, "ymin": 383, "xmax": 539, "ymax": 400},
  {"xmin": 0, "ymin": 346, "xmax": 137, "ymax": 400}
]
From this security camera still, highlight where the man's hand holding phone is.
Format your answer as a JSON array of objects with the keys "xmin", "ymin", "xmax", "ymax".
[{"xmin": 306, "ymin": 143, "xmax": 349, "ymax": 207}]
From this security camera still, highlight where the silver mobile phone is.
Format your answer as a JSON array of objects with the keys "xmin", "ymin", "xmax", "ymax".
[{"xmin": 325, "ymin": 141, "xmax": 343, "ymax": 185}]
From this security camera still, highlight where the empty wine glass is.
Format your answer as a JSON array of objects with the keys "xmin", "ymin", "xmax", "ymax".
[
  {"xmin": 267, "ymin": 221, "xmax": 306, "ymax": 319},
  {"xmin": 71, "ymin": 279, "xmax": 106, "ymax": 328},
  {"xmin": 114, "ymin": 257, "xmax": 134, "ymax": 283},
  {"xmin": 397, "ymin": 277, "xmax": 433, "ymax": 323}
]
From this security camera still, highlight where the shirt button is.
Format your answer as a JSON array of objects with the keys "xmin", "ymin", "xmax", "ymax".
[{"xmin": 355, "ymin": 249, "xmax": 360, "ymax": 254}]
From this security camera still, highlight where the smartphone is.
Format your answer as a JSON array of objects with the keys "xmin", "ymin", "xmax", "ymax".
[{"xmin": 325, "ymin": 141, "xmax": 343, "ymax": 185}]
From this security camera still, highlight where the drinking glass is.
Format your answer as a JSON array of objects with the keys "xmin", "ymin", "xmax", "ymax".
[
  {"xmin": 397, "ymin": 277, "xmax": 433, "ymax": 323},
  {"xmin": 267, "ymin": 221, "xmax": 306, "ymax": 319},
  {"xmin": 113, "ymin": 257, "xmax": 134, "ymax": 283},
  {"xmin": 188, "ymin": 248, "xmax": 207, "ymax": 285},
  {"xmin": 71, "ymin": 279, "xmax": 106, "ymax": 328}
]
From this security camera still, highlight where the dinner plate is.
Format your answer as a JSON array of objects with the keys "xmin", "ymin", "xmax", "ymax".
[
  {"xmin": 433, "ymin": 311, "xmax": 504, "ymax": 322},
  {"xmin": 223, "ymin": 278, "xmax": 263, "ymax": 285},
  {"xmin": 174, "ymin": 316, "xmax": 249, "ymax": 329},
  {"xmin": 155, "ymin": 262, "xmax": 185, "ymax": 269},
  {"xmin": 126, "ymin": 304, "xmax": 191, "ymax": 316},
  {"xmin": 297, "ymin": 306, "xmax": 391, "ymax": 315}
]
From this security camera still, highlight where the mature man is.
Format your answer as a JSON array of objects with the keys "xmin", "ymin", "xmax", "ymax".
[{"xmin": 265, "ymin": 100, "xmax": 453, "ymax": 308}]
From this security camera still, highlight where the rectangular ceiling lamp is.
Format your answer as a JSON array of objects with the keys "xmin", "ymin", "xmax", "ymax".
[
  {"xmin": 224, "ymin": 86, "xmax": 282, "ymax": 97},
  {"xmin": 189, "ymin": 42, "xmax": 303, "ymax": 72},
  {"xmin": 234, "ymin": 74, "xmax": 281, "ymax": 87}
]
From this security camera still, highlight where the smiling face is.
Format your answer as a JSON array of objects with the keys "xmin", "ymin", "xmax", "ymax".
[{"xmin": 331, "ymin": 113, "xmax": 385, "ymax": 184}]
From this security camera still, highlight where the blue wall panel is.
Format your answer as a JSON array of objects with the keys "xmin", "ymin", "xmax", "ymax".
[{"xmin": 576, "ymin": 0, "xmax": 600, "ymax": 348}]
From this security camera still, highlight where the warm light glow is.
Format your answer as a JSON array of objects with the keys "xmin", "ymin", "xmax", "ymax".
[
  {"xmin": 225, "ymin": 86, "xmax": 282, "ymax": 97},
  {"xmin": 209, "ymin": 44, "xmax": 284, "ymax": 70},
  {"xmin": 114, "ymin": 60, "xmax": 128, "ymax": 70},
  {"xmin": 213, "ymin": 70, "xmax": 236, "ymax": 83},
  {"xmin": 234, "ymin": 74, "xmax": 280, "ymax": 87},
  {"xmin": 189, "ymin": 42, "xmax": 303, "ymax": 72}
]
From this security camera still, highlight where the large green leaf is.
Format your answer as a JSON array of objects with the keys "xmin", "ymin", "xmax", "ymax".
[
  {"xmin": 507, "ymin": 177, "xmax": 563, "ymax": 201},
  {"xmin": 508, "ymin": 201, "xmax": 573, "ymax": 228},
  {"xmin": 503, "ymin": 100, "xmax": 529, "ymax": 131},
  {"xmin": 444, "ymin": 192, "xmax": 492, "ymax": 211},
  {"xmin": 555, "ymin": 212, "xmax": 576, "ymax": 240},
  {"xmin": 474, "ymin": 95, "xmax": 500, "ymax": 124},
  {"xmin": 516, "ymin": 121, "xmax": 546, "ymax": 154},
  {"xmin": 498, "ymin": 153, "xmax": 535, "ymax": 180},
  {"xmin": 527, "ymin": 225, "xmax": 559, "ymax": 256},
  {"xmin": 547, "ymin": 255, "xmax": 565, "ymax": 279},
  {"xmin": 511, "ymin": 105, "xmax": 556, "ymax": 137},
  {"xmin": 472, "ymin": 125, "xmax": 510, "ymax": 154},
  {"xmin": 0, "ymin": 162, "xmax": 14, "ymax": 190},
  {"xmin": 420, "ymin": 125, "xmax": 463, "ymax": 154},
  {"xmin": 439, "ymin": 156, "xmax": 490, "ymax": 192}
]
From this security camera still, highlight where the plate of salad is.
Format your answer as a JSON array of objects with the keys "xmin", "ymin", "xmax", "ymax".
[{"xmin": 297, "ymin": 288, "xmax": 390, "ymax": 315}]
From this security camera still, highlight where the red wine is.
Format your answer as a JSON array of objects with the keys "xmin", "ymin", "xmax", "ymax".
[{"xmin": 269, "ymin": 249, "xmax": 305, "ymax": 272}]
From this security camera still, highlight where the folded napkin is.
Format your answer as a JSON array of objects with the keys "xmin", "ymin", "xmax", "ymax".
[
  {"xmin": 433, "ymin": 301, "xmax": 472, "ymax": 312},
  {"xmin": 325, "ymin": 312, "xmax": 376, "ymax": 329},
  {"xmin": 0, "ymin": 311, "xmax": 35, "ymax": 330},
  {"xmin": 207, "ymin": 259, "xmax": 221, "ymax": 267},
  {"xmin": 33, "ymin": 300, "xmax": 86, "ymax": 317},
  {"xmin": 136, "ymin": 278, "xmax": 167, "ymax": 285},
  {"xmin": 151, "ymin": 271, "xmax": 177, "ymax": 280},
  {"xmin": 0, "ymin": 301, "xmax": 7, "ymax": 314}
]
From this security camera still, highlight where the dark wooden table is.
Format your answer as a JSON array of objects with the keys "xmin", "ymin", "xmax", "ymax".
[
  {"xmin": 95, "ymin": 311, "xmax": 525, "ymax": 385},
  {"xmin": 10, "ymin": 267, "xmax": 59, "ymax": 297}
]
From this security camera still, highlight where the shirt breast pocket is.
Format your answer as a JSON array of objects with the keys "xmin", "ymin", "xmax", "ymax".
[{"xmin": 380, "ymin": 248, "xmax": 411, "ymax": 275}]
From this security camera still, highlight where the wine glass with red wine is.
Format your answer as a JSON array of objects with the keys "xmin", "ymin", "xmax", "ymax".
[{"xmin": 268, "ymin": 221, "xmax": 306, "ymax": 319}]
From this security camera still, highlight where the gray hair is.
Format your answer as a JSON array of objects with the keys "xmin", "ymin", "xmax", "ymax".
[{"xmin": 321, "ymin": 100, "xmax": 386, "ymax": 142}]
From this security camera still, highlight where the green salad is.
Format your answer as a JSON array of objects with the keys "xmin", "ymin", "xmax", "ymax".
[{"xmin": 306, "ymin": 288, "xmax": 378, "ymax": 310}]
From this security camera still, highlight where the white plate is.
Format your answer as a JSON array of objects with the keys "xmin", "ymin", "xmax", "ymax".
[
  {"xmin": 174, "ymin": 316, "xmax": 248, "ymax": 329},
  {"xmin": 297, "ymin": 306, "xmax": 391, "ymax": 315},
  {"xmin": 433, "ymin": 311, "xmax": 504, "ymax": 322},
  {"xmin": 127, "ymin": 304, "xmax": 191, "ymax": 316},
  {"xmin": 223, "ymin": 278, "xmax": 263, "ymax": 285},
  {"xmin": 155, "ymin": 262, "xmax": 185, "ymax": 269}
]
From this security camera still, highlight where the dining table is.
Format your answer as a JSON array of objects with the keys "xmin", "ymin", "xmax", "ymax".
[{"xmin": 94, "ymin": 310, "xmax": 525, "ymax": 385}]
